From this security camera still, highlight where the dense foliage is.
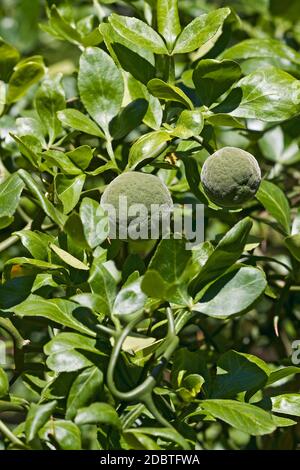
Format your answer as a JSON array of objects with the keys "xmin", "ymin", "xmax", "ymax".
[{"xmin": 0, "ymin": 0, "xmax": 300, "ymax": 451}]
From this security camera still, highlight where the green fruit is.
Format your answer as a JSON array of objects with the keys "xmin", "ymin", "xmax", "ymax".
[
  {"xmin": 101, "ymin": 172, "xmax": 173, "ymax": 239},
  {"xmin": 201, "ymin": 147, "xmax": 261, "ymax": 208}
]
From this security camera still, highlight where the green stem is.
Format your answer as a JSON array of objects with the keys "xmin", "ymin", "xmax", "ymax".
[{"xmin": 0, "ymin": 420, "xmax": 29, "ymax": 449}]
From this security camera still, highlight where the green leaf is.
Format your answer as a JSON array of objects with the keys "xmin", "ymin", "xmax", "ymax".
[
  {"xmin": 109, "ymin": 14, "xmax": 168, "ymax": 55},
  {"xmin": 256, "ymin": 180, "xmax": 291, "ymax": 235},
  {"xmin": 110, "ymin": 99, "xmax": 148, "ymax": 140},
  {"xmin": 44, "ymin": 5, "xmax": 82, "ymax": 46},
  {"xmin": 193, "ymin": 266, "xmax": 267, "ymax": 319},
  {"xmin": 55, "ymin": 174, "xmax": 86, "ymax": 214},
  {"xmin": 142, "ymin": 237, "xmax": 193, "ymax": 306},
  {"xmin": 0, "ymin": 368, "xmax": 9, "ymax": 398},
  {"xmin": 10, "ymin": 133, "xmax": 42, "ymax": 168},
  {"xmin": 221, "ymin": 38, "xmax": 300, "ymax": 76},
  {"xmin": 40, "ymin": 420, "xmax": 81, "ymax": 450},
  {"xmin": 200, "ymin": 399, "xmax": 276, "ymax": 436},
  {"xmin": 124, "ymin": 427, "xmax": 190, "ymax": 450},
  {"xmin": 42, "ymin": 149, "xmax": 82, "ymax": 176},
  {"xmin": 18, "ymin": 169, "xmax": 67, "ymax": 228},
  {"xmin": 0, "ymin": 81, "xmax": 5, "ymax": 116},
  {"xmin": 193, "ymin": 59, "xmax": 241, "ymax": 106},
  {"xmin": 220, "ymin": 67, "xmax": 300, "ymax": 122},
  {"xmin": 80, "ymin": 197, "xmax": 109, "ymax": 249},
  {"xmin": 128, "ymin": 130, "xmax": 171, "ymax": 169},
  {"xmin": 50, "ymin": 243, "xmax": 89, "ymax": 271},
  {"xmin": 211, "ymin": 350, "xmax": 269, "ymax": 398},
  {"xmin": 191, "ymin": 218, "xmax": 253, "ymax": 292},
  {"xmin": 66, "ymin": 366, "xmax": 103, "ymax": 420},
  {"xmin": 113, "ymin": 277, "xmax": 147, "ymax": 322},
  {"xmin": 173, "ymin": 8, "xmax": 231, "ymax": 54},
  {"xmin": 44, "ymin": 332, "xmax": 105, "ymax": 372},
  {"xmin": 7, "ymin": 56, "xmax": 46, "ymax": 103},
  {"xmin": 157, "ymin": 0, "xmax": 181, "ymax": 50},
  {"xmin": 0, "ymin": 37, "xmax": 20, "ymax": 81},
  {"xmin": 147, "ymin": 79, "xmax": 193, "ymax": 109},
  {"xmin": 112, "ymin": 43, "xmax": 155, "ymax": 86},
  {"xmin": 25, "ymin": 401, "xmax": 57, "ymax": 443},
  {"xmin": 128, "ymin": 76, "xmax": 162, "ymax": 130},
  {"xmin": 66, "ymin": 146, "xmax": 94, "ymax": 171},
  {"xmin": 171, "ymin": 109, "xmax": 204, "ymax": 139},
  {"xmin": 0, "ymin": 173, "xmax": 24, "ymax": 218},
  {"xmin": 75, "ymin": 402, "xmax": 121, "ymax": 428},
  {"xmin": 13, "ymin": 295, "xmax": 96, "ymax": 337},
  {"xmin": 35, "ymin": 75, "xmax": 65, "ymax": 145},
  {"xmin": 14, "ymin": 230, "xmax": 54, "ymax": 260},
  {"xmin": 271, "ymin": 394, "xmax": 300, "ymax": 417},
  {"xmin": 78, "ymin": 47, "xmax": 124, "ymax": 133},
  {"xmin": 267, "ymin": 366, "xmax": 300, "ymax": 386},
  {"xmin": 88, "ymin": 259, "xmax": 117, "ymax": 316},
  {"xmin": 57, "ymin": 109, "xmax": 104, "ymax": 138},
  {"xmin": 284, "ymin": 234, "xmax": 300, "ymax": 262}
]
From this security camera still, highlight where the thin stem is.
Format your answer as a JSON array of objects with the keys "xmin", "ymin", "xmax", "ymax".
[
  {"xmin": 0, "ymin": 420, "xmax": 29, "ymax": 449},
  {"xmin": 106, "ymin": 138, "xmax": 116, "ymax": 166}
]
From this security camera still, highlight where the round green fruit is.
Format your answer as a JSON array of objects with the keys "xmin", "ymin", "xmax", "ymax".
[
  {"xmin": 201, "ymin": 147, "xmax": 261, "ymax": 208},
  {"xmin": 101, "ymin": 172, "xmax": 173, "ymax": 239}
]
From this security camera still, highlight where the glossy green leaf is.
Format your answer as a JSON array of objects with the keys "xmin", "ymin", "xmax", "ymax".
[
  {"xmin": 55, "ymin": 174, "xmax": 86, "ymax": 214},
  {"xmin": 171, "ymin": 109, "xmax": 204, "ymax": 139},
  {"xmin": 13, "ymin": 295, "xmax": 96, "ymax": 337},
  {"xmin": 221, "ymin": 38, "xmax": 300, "ymax": 76},
  {"xmin": 124, "ymin": 427, "xmax": 190, "ymax": 450},
  {"xmin": 271, "ymin": 394, "xmax": 300, "ymax": 417},
  {"xmin": 14, "ymin": 230, "xmax": 54, "ymax": 260},
  {"xmin": 193, "ymin": 266, "xmax": 267, "ymax": 319},
  {"xmin": 10, "ymin": 133, "xmax": 42, "ymax": 167},
  {"xmin": 267, "ymin": 366, "xmax": 300, "ymax": 386},
  {"xmin": 193, "ymin": 59, "xmax": 241, "ymax": 106},
  {"xmin": 113, "ymin": 277, "xmax": 147, "ymax": 322},
  {"xmin": 7, "ymin": 56, "xmax": 46, "ymax": 103},
  {"xmin": 211, "ymin": 350, "xmax": 269, "ymax": 398},
  {"xmin": 128, "ymin": 76, "xmax": 162, "ymax": 130},
  {"xmin": 57, "ymin": 109, "xmax": 104, "ymax": 138},
  {"xmin": 284, "ymin": 234, "xmax": 300, "ymax": 261},
  {"xmin": 221, "ymin": 67, "xmax": 300, "ymax": 122},
  {"xmin": 75, "ymin": 402, "xmax": 121, "ymax": 428},
  {"xmin": 0, "ymin": 368, "xmax": 9, "ymax": 398},
  {"xmin": 110, "ymin": 99, "xmax": 148, "ymax": 140},
  {"xmin": 18, "ymin": 169, "xmax": 67, "ymax": 228},
  {"xmin": 40, "ymin": 420, "xmax": 81, "ymax": 450},
  {"xmin": 88, "ymin": 258, "xmax": 117, "ymax": 316},
  {"xmin": 173, "ymin": 8, "xmax": 231, "ymax": 54},
  {"xmin": 112, "ymin": 43, "xmax": 155, "ymax": 86},
  {"xmin": 25, "ymin": 401, "xmax": 57, "ymax": 443},
  {"xmin": 66, "ymin": 146, "xmax": 94, "ymax": 171},
  {"xmin": 256, "ymin": 180, "xmax": 291, "ymax": 235},
  {"xmin": 200, "ymin": 399, "xmax": 276, "ymax": 436},
  {"xmin": 78, "ymin": 47, "xmax": 124, "ymax": 133},
  {"xmin": 109, "ymin": 14, "xmax": 168, "ymax": 55},
  {"xmin": 148, "ymin": 79, "xmax": 193, "ymax": 109},
  {"xmin": 50, "ymin": 243, "xmax": 89, "ymax": 270},
  {"xmin": 0, "ymin": 37, "xmax": 20, "ymax": 81},
  {"xmin": 66, "ymin": 366, "xmax": 103, "ymax": 420},
  {"xmin": 191, "ymin": 218, "xmax": 253, "ymax": 293},
  {"xmin": 80, "ymin": 197, "xmax": 109, "ymax": 249},
  {"xmin": 0, "ymin": 173, "xmax": 24, "ymax": 218},
  {"xmin": 157, "ymin": 0, "xmax": 181, "ymax": 50},
  {"xmin": 128, "ymin": 130, "xmax": 171, "ymax": 169},
  {"xmin": 35, "ymin": 75, "xmax": 65, "ymax": 145}
]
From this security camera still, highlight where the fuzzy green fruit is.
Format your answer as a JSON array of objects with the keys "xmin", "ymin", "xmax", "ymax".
[
  {"xmin": 201, "ymin": 147, "xmax": 261, "ymax": 208},
  {"xmin": 101, "ymin": 172, "xmax": 173, "ymax": 239}
]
